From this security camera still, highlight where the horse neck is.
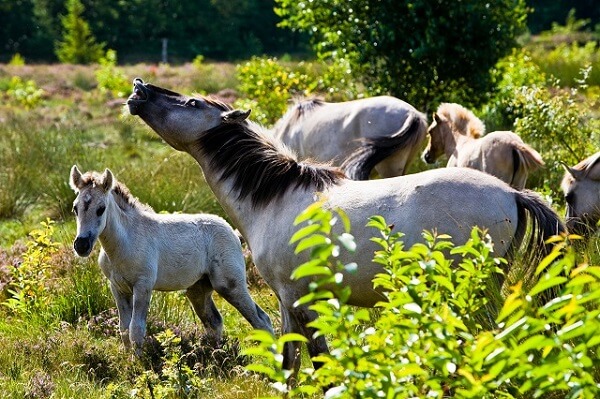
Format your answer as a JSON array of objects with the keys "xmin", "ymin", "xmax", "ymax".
[
  {"xmin": 447, "ymin": 127, "xmax": 474, "ymax": 159},
  {"xmin": 98, "ymin": 194, "xmax": 137, "ymax": 255},
  {"xmin": 189, "ymin": 151, "xmax": 314, "ymax": 242}
]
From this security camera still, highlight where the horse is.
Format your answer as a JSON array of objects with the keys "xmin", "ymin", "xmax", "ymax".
[
  {"xmin": 272, "ymin": 96, "xmax": 428, "ymax": 180},
  {"xmin": 126, "ymin": 78, "xmax": 564, "ymax": 372},
  {"xmin": 561, "ymin": 151, "xmax": 600, "ymax": 235},
  {"xmin": 69, "ymin": 165, "xmax": 273, "ymax": 355},
  {"xmin": 422, "ymin": 103, "xmax": 544, "ymax": 190}
]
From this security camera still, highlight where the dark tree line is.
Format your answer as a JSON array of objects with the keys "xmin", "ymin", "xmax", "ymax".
[
  {"xmin": 0, "ymin": 0, "xmax": 309, "ymax": 63},
  {"xmin": 1, "ymin": 0, "xmax": 597, "ymax": 64}
]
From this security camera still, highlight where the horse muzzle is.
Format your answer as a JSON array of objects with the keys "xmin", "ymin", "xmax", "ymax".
[
  {"xmin": 73, "ymin": 235, "xmax": 95, "ymax": 257},
  {"xmin": 127, "ymin": 78, "xmax": 149, "ymax": 115}
]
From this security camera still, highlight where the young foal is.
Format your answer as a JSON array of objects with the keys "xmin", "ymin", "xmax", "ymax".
[
  {"xmin": 561, "ymin": 151, "xmax": 600, "ymax": 235},
  {"xmin": 69, "ymin": 166, "xmax": 273, "ymax": 354},
  {"xmin": 422, "ymin": 103, "xmax": 544, "ymax": 190}
]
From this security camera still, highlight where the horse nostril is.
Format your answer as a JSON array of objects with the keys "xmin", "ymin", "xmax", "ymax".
[{"xmin": 73, "ymin": 237, "xmax": 92, "ymax": 256}]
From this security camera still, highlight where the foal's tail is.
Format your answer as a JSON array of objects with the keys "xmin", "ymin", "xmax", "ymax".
[
  {"xmin": 341, "ymin": 115, "xmax": 426, "ymax": 180},
  {"xmin": 510, "ymin": 143, "xmax": 545, "ymax": 189},
  {"xmin": 512, "ymin": 189, "xmax": 566, "ymax": 258}
]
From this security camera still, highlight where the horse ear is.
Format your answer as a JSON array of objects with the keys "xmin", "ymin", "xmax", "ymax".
[
  {"xmin": 586, "ymin": 157, "xmax": 600, "ymax": 181},
  {"xmin": 222, "ymin": 109, "xmax": 251, "ymax": 124},
  {"xmin": 561, "ymin": 162, "xmax": 584, "ymax": 181},
  {"xmin": 69, "ymin": 165, "xmax": 83, "ymax": 191},
  {"xmin": 433, "ymin": 112, "xmax": 443, "ymax": 124},
  {"xmin": 101, "ymin": 168, "xmax": 115, "ymax": 192}
]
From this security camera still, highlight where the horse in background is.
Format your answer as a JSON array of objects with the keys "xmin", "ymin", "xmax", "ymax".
[
  {"xmin": 69, "ymin": 166, "xmax": 273, "ymax": 355},
  {"xmin": 561, "ymin": 151, "xmax": 600, "ymax": 235},
  {"xmin": 272, "ymin": 96, "xmax": 428, "ymax": 180},
  {"xmin": 422, "ymin": 103, "xmax": 544, "ymax": 190},
  {"xmin": 127, "ymin": 78, "xmax": 565, "ymax": 373}
]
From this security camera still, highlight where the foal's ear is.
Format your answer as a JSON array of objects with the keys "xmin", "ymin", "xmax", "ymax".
[
  {"xmin": 100, "ymin": 168, "xmax": 115, "ymax": 192},
  {"xmin": 222, "ymin": 109, "xmax": 251, "ymax": 124},
  {"xmin": 69, "ymin": 165, "xmax": 83, "ymax": 191},
  {"xmin": 433, "ymin": 112, "xmax": 443, "ymax": 124}
]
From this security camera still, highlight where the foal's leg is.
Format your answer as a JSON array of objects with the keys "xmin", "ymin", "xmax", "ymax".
[
  {"xmin": 109, "ymin": 283, "xmax": 133, "ymax": 349},
  {"xmin": 209, "ymin": 255, "xmax": 275, "ymax": 334},
  {"xmin": 185, "ymin": 277, "xmax": 223, "ymax": 344},
  {"xmin": 130, "ymin": 282, "xmax": 153, "ymax": 356}
]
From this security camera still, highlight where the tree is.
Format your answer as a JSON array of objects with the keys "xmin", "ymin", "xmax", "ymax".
[
  {"xmin": 55, "ymin": 0, "xmax": 104, "ymax": 64},
  {"xmin": 275, "ymin": 0, "xmax": 528, "ymax": 111}
]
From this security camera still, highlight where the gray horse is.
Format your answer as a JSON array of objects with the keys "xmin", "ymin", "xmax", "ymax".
[{"xmin": 273, "ymin": 96, "xmax": 428, "ymax": 180}]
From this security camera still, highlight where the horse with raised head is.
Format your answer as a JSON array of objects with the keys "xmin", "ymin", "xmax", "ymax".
[
  {"xmin": 69, "ymin": 166, "xmax": 273, "ymax": 355},
  {"xmin": 561, "ymin": 151, "xmax": 600, "ymax": 235},
  {"xmin": 127, "ymin": 78, "xmax": 564, "ymax": 372},
  {"xmin": 272, "ymin": 96, "xmax": 428, "ymax": 180},
  {"xmin": 422, "ymin": 103, "xmax": 544, "ymax": 190}
]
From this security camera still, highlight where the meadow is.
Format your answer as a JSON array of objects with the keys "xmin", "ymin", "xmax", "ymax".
[{"xmin": 1, "ymin": 30, "xmax": 600, "ymax": 397}]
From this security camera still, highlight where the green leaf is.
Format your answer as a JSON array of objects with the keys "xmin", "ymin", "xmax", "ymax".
[
  {"xmin": 291, "ymin": 261, "xmax": 332, "ymax": 280},
  {"xmin": 294, "ymin": 234, "xmax": 330, "ymax": 254},
  {"xmin": 290, "ymin": 223, "xmax": 322, "ymax": 244},
  {"xmin": 529, "ymin": 276, "xmax": 567, "ymax": 297}
]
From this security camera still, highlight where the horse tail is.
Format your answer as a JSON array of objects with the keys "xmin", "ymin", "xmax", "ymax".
[
  {"xmin": 511, "ymin": 189, "xmax": 565, "ymax": 259},
  {"xmin": 341, "ymin": 115, "xmax": 425, "ymax": 180},
  {"xmin": 510, "ymin": 144, "xmax": 545, "ymax": 189}
]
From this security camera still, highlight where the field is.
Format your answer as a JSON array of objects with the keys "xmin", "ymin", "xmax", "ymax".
[{"xmin": 1, "ymin": 51, "xmax": 600, "ymax": 397}]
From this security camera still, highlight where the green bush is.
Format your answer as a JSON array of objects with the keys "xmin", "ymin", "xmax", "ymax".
[
  {"xmin": 247, "ymin": 202, "xmax": 600, "ymax": 398},
  {"xmin": 95, "ymin": 49, "xmax": 130, "ymax": 98},
  {"xmin": 234, "ymin": 57, "xmax": 359, "ymax": 126},
  {"xmin": 3, "ymin": 76, "xmax": 44, "ymax": 109},
  {"xmin": 55, "ymin": 0, "xmax": 105, "ymax": 64}
]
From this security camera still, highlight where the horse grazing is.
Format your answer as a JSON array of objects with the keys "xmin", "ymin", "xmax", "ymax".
[
  {"xmin": 561, "ymin": 151, "xmax": 600, "ymax": 235},
  {"xmin": 272, "ymin": 96, "xmax": 428, "ymax": 180},
  {"xmin": 69, "ymin": 166, "xmax": 273, "ymax": 355},
  {"xmin": 127, "ymin": 78, "xmax": 564, "ymax": 372},
  {"xmin": 422, "ymin": 103, "xmax": 544, "ymax": 190}
]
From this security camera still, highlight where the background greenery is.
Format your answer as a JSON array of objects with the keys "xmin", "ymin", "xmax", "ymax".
[{"xmin": 0, "ymin": 0, "xmax": 600, "ymax": 397}]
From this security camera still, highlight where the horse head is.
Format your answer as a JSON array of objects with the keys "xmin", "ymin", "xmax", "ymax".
[
  {"xmin": 422, "ymin": 112, "xmax": 449, "ymax": 164},
  {"xmin": 561, "ymin": 153, "xmax": 600, "ymax": 235},
  {"xmin": 69, "ymin": 165, "xmax": 114, "ymax": 257},
  {"xmin": 127, "ymin": 78, "xmax": 250, "ymax": 151}
]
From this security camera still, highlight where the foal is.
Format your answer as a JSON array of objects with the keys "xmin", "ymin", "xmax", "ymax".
[{"xmin": 69, "ymin": 166, "xmax": 273, "ymax": 354}]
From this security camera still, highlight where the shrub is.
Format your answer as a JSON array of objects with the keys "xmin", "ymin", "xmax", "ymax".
[
  {"xmin": 55, "ymin": 0, "xmax": 105, "ymax": 64},
  {"xmin": 8, "ymin": 54, "xmax": 25, "ymax": 66},
  {"xmin": 4, "ymin": 76, "xmax": 45, "ymax": 109},
  {"xmin": 246, "ymin": 202, "xmax": 600, "ymax": 398},
  {"xmin": 95, "ymin": 49, "xmax": 130, "ymax": 99}
]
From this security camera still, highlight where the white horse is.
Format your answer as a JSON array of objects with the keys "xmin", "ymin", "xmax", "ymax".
[
  {"xmin": 69, "ymin": 166, "xmax": 273, "ymax": 355},
  {"xmin": 127, "ymin": 78, "xmax": 564, "ymax": 371},
  {"xmin": 561, "ymin": 151, "xmax": 600, "ymax": 235},
  {"xmin": 422, "ymin": 103, "xmax": 544, "ymax": 190},
  {"xmin": 272, "ymin": 96, "xmax": 428, "ymax": 180}
]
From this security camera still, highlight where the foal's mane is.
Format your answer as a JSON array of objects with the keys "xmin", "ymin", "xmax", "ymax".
[
  {"xmin": 437, "ymin": 103, "xmax": 485, "ymax": 138},
  {"xmin": 79, "ymin": 172, "xmax": 154, "ymax": 213},
  {"xmin": 194, "ymin": 120, "xmax": 345, "ymax": 208}
]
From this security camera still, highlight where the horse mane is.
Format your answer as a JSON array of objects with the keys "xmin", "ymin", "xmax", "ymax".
[
  {"xmin": 193, "ymin": 120, "xmax": 345, "ymax": 208},
  {"xmin": 437, "ymin": 103, "xmax": 485, "ymax": 138},
  {"xmin": 287, "ymin": 97, "xmax": 325, "ymax": 124},
  {"xmin": 78, "ymin": 171, "xmax": 155, "ymax": 213}
]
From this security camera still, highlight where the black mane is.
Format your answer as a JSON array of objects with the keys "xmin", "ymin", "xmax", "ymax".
[{"xmin": 194, "ymin": 121, "xmax": 345, "ymax": 208}]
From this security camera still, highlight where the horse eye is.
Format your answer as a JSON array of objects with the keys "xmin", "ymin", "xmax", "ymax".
[
  {"xmin": 73, "ymin": 205, "xmax": 78, "ymax": 215},
  {"xmin": 97, "ymin": 206, "xmax": 106, "ymax": 217}
]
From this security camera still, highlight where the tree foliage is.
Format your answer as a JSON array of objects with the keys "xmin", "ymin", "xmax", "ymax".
[
  {"xmin": 275, "ymin": 0, "xmax": 529, "ymax": 110},
  {"xmin": 55, "ymin": 0, "xmax": 105, "ymax": 64}
]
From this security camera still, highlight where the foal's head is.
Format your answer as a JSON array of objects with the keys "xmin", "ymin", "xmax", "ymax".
[
  {"xmin": 422, "ymin": 103, "xmax": 485, "ymax": 164},
  {"xmin": 561, "ymin": 153, "xmax": 600, "ymax": 236},
  {"xmin": 69, "ymin": 165, "xmax": 114, "ymax": 257}
]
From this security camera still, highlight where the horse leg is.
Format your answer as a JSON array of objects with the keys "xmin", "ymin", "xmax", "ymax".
[
  {"xmin": 211, "ymin": 271, "xmax": 274, "ymax": 335},
  {"xmin": 185, "ymin": 277, "xmax": 224, "ymax": 345},
  {"xmin": 130, "ymin": 282, "xmax": 153, "ymax": 356},
  {"xmin": 109, "ymin": 283, "xmax": 133, "ymax": 349},
  {"xmin": 280, "ymin": 300, "xmax": 329, "ymax": 372}
]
